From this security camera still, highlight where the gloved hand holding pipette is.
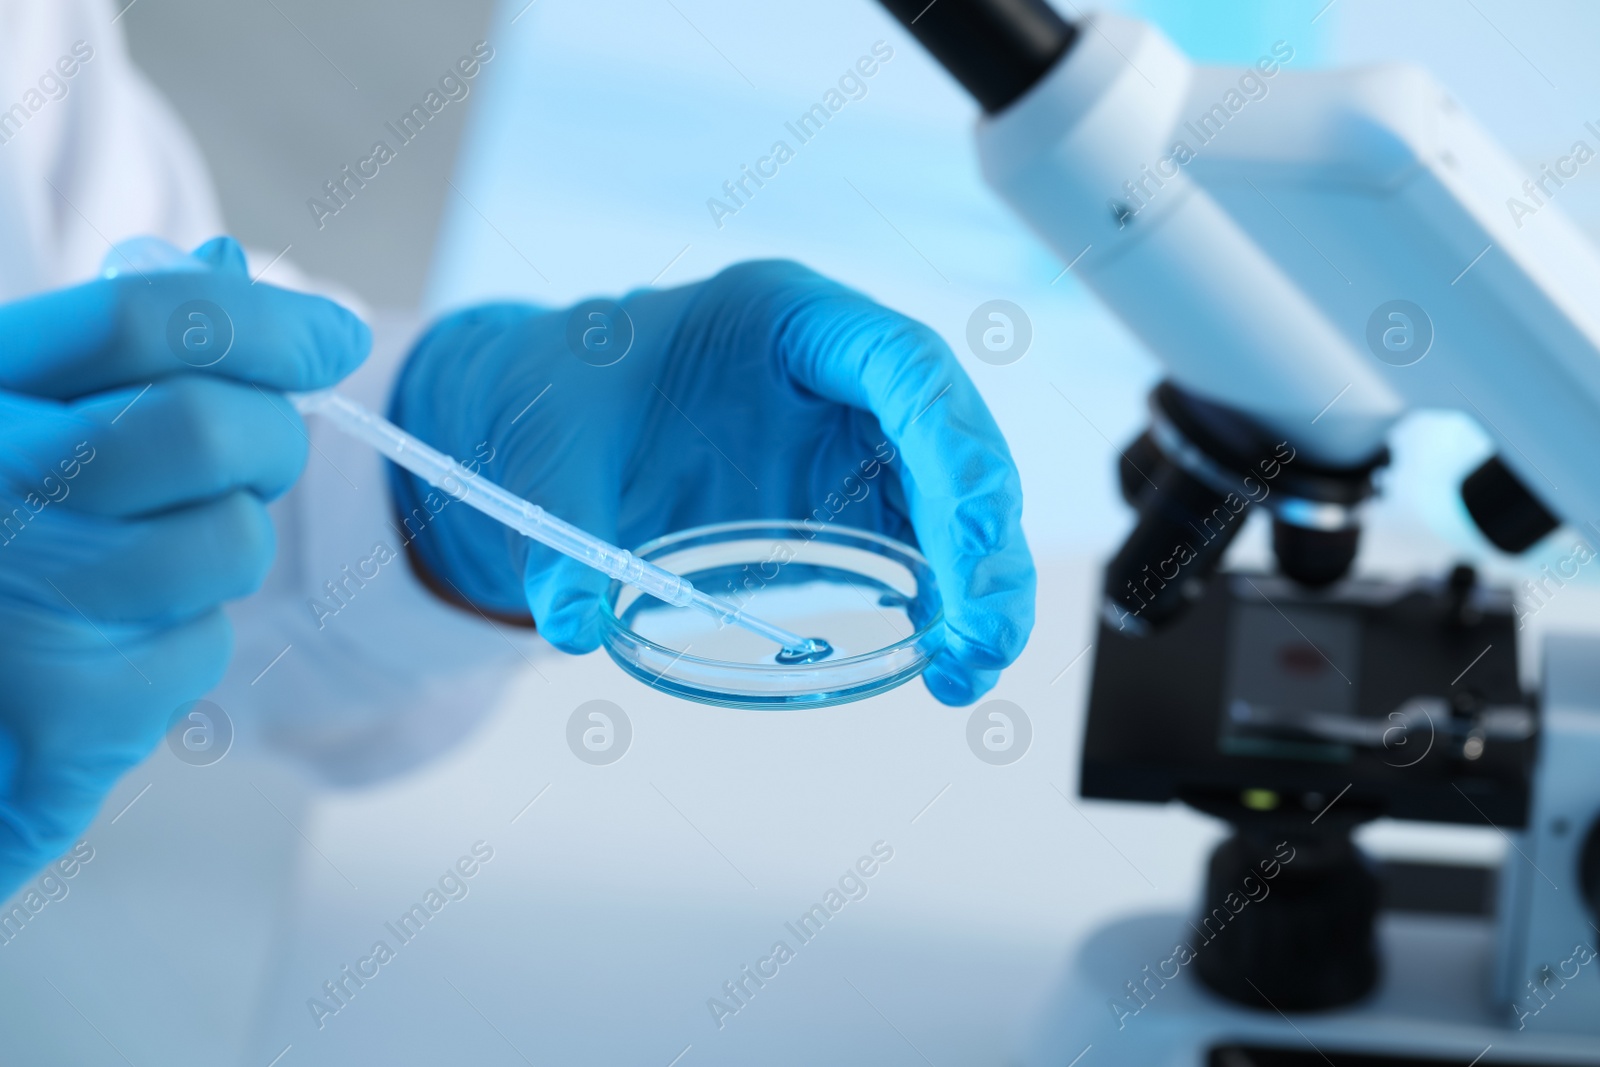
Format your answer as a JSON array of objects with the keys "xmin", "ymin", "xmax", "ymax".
[
  {"xmin": 0, "ymin": 237, "xmax": 370, "ymax": 896},
  {"xmin": 390, "ymin": 260, "xmax": 1036, "ymax": 706}
]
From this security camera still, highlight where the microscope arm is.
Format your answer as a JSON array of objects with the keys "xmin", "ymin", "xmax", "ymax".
[{"xmin": 885, "ymin": 2, "xmax": 1600, "ymax": 557}]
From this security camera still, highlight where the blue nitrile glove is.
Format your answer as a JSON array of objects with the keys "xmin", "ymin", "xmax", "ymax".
[
  {"xmin": 0, "ymin": 237, "xmax": 370, "ymax": 898},
  {"xmin": 389, "ymin": 259, "xmax": 1035, "ymax": 705}
]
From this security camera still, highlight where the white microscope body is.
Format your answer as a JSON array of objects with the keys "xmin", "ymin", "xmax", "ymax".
[
  {"xmin": 952, "ymin": 10, "xmax": 1600, "ymax": 1064},
  {"xmin": 977, "ymin": 12, "xmax": 1600, "ymax": 514}
]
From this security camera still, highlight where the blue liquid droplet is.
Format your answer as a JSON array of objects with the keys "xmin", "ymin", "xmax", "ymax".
[{"xmin": 775, "ymin": 637, "xmax": 834, "ymax": 665}]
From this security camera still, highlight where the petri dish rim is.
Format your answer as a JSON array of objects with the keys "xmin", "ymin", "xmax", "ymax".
[{"xmin": 599, "ymin": 519, "xmax": 944, "ymax": 709}]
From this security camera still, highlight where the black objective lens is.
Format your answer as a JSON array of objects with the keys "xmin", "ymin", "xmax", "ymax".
[
  {"xmin": 1103, "ymin": 461, "xmax": 1251, "ymax": 634},
  {"xmin": 1272, "ymin": 520, "xmax": 1361, "ymax": 589},
  {"xmin": 1117, "ymin": 429, "xmax": 1168, "ymax": 511}
]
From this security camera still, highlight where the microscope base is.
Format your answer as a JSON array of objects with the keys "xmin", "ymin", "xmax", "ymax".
[{"xmin": 1019, "ymin": 910, "xmax": 1600, "ymax": 1067}]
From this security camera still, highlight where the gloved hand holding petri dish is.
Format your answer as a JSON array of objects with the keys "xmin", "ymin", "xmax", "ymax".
[{"xmin": 390, "ymin": 260, "xmax": 1037, "ymax": 708}]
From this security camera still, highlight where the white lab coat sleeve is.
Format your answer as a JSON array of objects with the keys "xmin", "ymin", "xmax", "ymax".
[
  {"xmin": 213, "ymin": 310, "xmax": 543, "ymax": 787},
  {"xmin": 0, "ymin": 0, "xmax": 224, "ymax": 298}
]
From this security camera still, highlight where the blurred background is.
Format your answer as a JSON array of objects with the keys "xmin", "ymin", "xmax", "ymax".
[{"xmin": 5, "ymin": 0, "xmax": 1600, "ymax": 1063}]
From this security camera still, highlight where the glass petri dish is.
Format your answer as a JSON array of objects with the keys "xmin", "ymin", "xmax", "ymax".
[{"xmin": 600, "ymin": 520, "xmax": 943, "ymax": 709}]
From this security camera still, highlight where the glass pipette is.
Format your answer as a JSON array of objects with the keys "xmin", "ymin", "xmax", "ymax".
[
  {"xmin": 290, "ymin": 389, "xmax": 833, "ymax": 664},
  {"xmin": 94, "ymin": 238, "xmax": 829, "ymax": 664}
]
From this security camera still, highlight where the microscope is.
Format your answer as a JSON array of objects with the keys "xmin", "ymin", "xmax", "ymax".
[{"xmin": 877, "ymin": 1, "xmax": 1600, "ymax": 1062}]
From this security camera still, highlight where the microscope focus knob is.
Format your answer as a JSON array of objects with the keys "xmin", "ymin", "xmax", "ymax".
[
  {"xmin": 1581, "ymin": 816, "xmax": 1600, "ymax": 920},
  {"xmin": 1462, "ymin": 455, "xmax": 1559, "ymax": 553}
]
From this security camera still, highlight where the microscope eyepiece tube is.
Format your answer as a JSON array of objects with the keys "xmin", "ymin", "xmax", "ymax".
[{"xmin": 875, "ymin": 0, "xmax": 1076, "ymax": 112}]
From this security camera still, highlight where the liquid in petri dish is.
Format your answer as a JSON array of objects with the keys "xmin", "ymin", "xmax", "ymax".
[
  {"xmin": 623, "ymin": 572, "xmax": 914, "ymax": 666},
  {"xmin": 601, "ymin": 522, "xmax": 943, "ymax": 710},
  {"xmin": 775, "ymin": 637, "xmax": 834, "ymax": 666}
]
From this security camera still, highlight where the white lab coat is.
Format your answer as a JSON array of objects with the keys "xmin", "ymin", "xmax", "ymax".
[{"xmin": 0, "ymin": 0, "xmax": 532, "ymax": 784}]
